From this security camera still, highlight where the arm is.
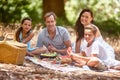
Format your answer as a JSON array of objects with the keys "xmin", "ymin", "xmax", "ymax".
[
  {"xmin": 27, "ymin": 31, "xmax": 47, "ymax": 56},
  {"xmin": 75, "ymin": 32, "xmax": 81, "ymax": 53},
  {"xmin": 22, "ymin": 32, "xmax": 34, "ymax": 43},
  {"xmin": 71, "ymin": 51, "xmax": 98, "ymax": 62},
  {"xmin": 94, "ymin": 25, "xmax": 102, "ymax": 38},
  {"xmin": 67, "ymin": 47, "xmax": 90, "ymax": 62},
  {"xmin": 75, "ymin": 40, "xmax": 81, "ymax": 53},
  {"xmin": 58, "ymin": 40, "xmax": 71, "ymax": 54},
  {"xmin": 50, "ymin": 27, "xmax": 71, "ymax": 54},
  {"xmin": 72, "ymin": 40, "xmax": 99, "ymax": 62},
  {"xmin": 27, "ymin": 47, "xmax": 48, "ymax": 56},
  {"xmin": 48, "ymin": 40, "xmax": 71, "ymax": 54}
]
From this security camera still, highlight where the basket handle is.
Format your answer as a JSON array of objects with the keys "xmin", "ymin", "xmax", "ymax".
[{"xmin": 3, "ymin": 33, "xmax": 15, "ymax": 42}]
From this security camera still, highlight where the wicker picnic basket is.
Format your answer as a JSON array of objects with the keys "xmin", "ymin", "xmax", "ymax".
[{"xmin": 0, "ymin": 34, "xmax": 27, "ymax": 65}]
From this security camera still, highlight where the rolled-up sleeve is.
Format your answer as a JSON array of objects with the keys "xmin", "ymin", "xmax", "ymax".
[
  {"xmin": 62, "ymin": 28, "xmax": 70, "ymax": 41},
  {"xmin": 36, "ymin": 32, "xmax": 43, "ymax": 47}
]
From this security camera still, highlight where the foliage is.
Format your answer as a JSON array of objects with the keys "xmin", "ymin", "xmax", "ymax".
[
  {"xmin": 65, "ymin": 0, "xmax": 120, "ymax": 35},
  {"xmin": 27, "ymin": 0, "xmax": 42, "ymax": 25},
  {"xmin": 0, "ymin": 0, "xmax": 31, "ymax": 23},
  {"xmin": 65, "ymin": 0, "xmax": 120, "ymax": 23},
  {"xmin": 0, "ymin": 0, "xmax": 120, "ymax": 35},
  {"xmin": 96, "ymin": 19, "xmax": 120, "ymax": 36},
  {"xmin": 0, "ymin": 0, "xmax": 42, "ymax": 26}
]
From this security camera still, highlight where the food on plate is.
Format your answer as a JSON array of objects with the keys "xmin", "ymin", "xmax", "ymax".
[
  {"xmin": 40, "ymin": 52, "xmax": 57, "ymax": 58},
  {"xmin": 59, "ymin": 55, "xmax": 72, "ymax": 64}
]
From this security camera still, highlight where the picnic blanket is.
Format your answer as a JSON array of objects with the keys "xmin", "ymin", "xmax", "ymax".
[{"xmin": 25, "ymin": 56, "xmax": 120, "ymax": 73}]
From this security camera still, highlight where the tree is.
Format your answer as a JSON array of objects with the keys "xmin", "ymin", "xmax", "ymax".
[
  {"xmin": 0, "ymin": 0, "xmax": 31, "ymax": 24},
  {"xmin": 43, "ymin": 0, "xmax": 67, "ymax": 22}
]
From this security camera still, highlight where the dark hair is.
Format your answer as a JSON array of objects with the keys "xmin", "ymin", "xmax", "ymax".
[
  {"xmin": 44, "ymin": 12, "xmax": 56, "ymax": 21},
  {"xmin": 15, "ymin": 17, "xmax": 32, "ymax": 42},
  {"xmin": 75, "ymin": 9, "xmax": 94, "ymax": 42},
  {"xmin": 80, "ymin": 9, "xmax": 94, "ymax": 23},
  {"xmin": 21, "ymin": 17, "xmax": 32, "ymax": 24}
]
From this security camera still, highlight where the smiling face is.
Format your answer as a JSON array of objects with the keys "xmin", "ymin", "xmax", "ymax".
[
  {"xmin": 21, "ymin": 20, "xmax": 32, "ymax": 33},
  {"xmin": 45, "ymin": 15, "xmax": 56, "ymax": 33},
  {"xmin": 80, "ymin": 12, "xmax": 93, "ymax": 26},
  {"xmin": 84, "ymin": 26, "xmax": 96, "ymax": 44}
]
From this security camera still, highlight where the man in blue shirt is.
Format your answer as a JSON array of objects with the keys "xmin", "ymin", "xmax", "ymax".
[{"xmin": 27, "ymin": 12, "xmax": 71, "ymax": 56}]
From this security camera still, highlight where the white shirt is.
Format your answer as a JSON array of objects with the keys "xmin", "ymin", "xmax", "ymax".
[
  {"xmin": 95, "ymin": 36, "xmax": 115, "ymax": 59},
  {"xmin": 82, "ymin": 40, "xmax": 108, "ymax": 60}
]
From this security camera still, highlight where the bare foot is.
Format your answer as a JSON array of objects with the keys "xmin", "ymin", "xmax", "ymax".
[
  {"xmin": 74, "ymin": 63, "xmax": 83, "ymax": 67},
  {"xmin": 110, "ymin": 65, "xmax": 120, "ymax": 70}
]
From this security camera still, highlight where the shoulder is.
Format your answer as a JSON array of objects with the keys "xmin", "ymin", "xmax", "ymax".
[
  {"xmin": 91, "ymin": 24, "xmax": 99, "ymax": 29},
  {"xmin": 91, "ymin": 24, "xmax": 98, "ymax": 27},
  {"xmin": 91, "ymin": 24, "xmax": 102, "ymax": 37},
  {"xmin": 57, "ymin": 26, "xmax": 68, "ymax": 32},
  {"xmin": 91, "ymin": 24, "xmax": 100, "ymax": 31},
  {"xmin": 58, "ymin": 26, "xmax": 67, "ymax": 30},
  {"xmin": 37, "ymin": 28, "xmax": 47, "ymax": 38},
  {"xmin": 39, "ymin": 28, "xmax": 46, "ymax": 34},
  {"xmin": 93, "ymin": 40, "xmax": 99, "ymax": 44},
  {"xmin": 92, "ymin": 40, "xmax": 103, "ymax": 48}
]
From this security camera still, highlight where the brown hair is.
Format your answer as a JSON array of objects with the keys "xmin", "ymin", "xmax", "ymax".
[
  {"xmin": 75, "ymin": 9, "xmax": 94, "ymax": 42},
  {"xmin": 15, "ymin": 17, "xmax": 32, "ymax": 42},
  {"xmin": 44, "ymin": 12, "xmax": 56, "ymax": 21},
  {"xmin": 85, "ymin": 25, "xmax": 97, "ymax": 35}
]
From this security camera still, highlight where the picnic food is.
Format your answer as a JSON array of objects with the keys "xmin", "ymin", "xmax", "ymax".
[
  {"xmin": 60, "ymin": 55, "xmax": 72, "ymax": 64},
  {"xmin": 40, "ymin": 52, "xmax": 57, "ymax": 58}
]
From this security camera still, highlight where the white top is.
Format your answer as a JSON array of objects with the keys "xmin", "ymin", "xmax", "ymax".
[
  {"xmin": 95, "ymin": 36, "xmax": 115, "ymax": 59},
  {"xmin": 72, "ymin": 36, "xmax": 115, "ymax": 59},
  {"xmin": 81, "ymin": 39, "xmax": 120, "ymax": 66},
  {"xmin": 81, "ymin": 40, "xmax": 108, "ymax": 60},
  {"xmin": 72, "ymin": 23, "xmax": 115, "ymax": 59}
]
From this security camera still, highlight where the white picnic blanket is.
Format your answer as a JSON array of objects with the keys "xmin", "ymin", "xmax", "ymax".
[
  {"xmin": 25, "ymin": 56, "xmax": 91, "ymax": 72},
  {"xmin": 25, "ymin": 56, "xmax": 120, "ymax": 72}
]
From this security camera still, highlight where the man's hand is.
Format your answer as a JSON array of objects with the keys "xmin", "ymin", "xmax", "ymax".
[{"xmin": 48, "ymin": 44, "xmax": 57, "ymax": 52}]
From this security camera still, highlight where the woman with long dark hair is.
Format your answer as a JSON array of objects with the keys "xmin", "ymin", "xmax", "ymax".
[
  {"xmin": 15, "ymin": 17, "xmax": 33, "ymax": 43},
  {"xmin": 74, "ymin": 9, "xmax": 114, "ymax": 58},
  {"xmin": 74, "ymin": 9, "xmax": 102, "ymax": 53}
]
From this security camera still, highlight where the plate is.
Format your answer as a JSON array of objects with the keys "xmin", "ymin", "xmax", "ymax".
[{"xmin": 40, "ymin": 52, "xmax": 57, "ymax": 59}]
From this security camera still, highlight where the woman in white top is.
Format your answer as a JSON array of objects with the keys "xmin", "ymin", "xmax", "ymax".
[
  {"xmin": 69, "ymin": 25, "xmax": 120, "ymax": 70},
  {"xmin": 73, "ymin": 9, "xmax": 115, "ymax": 59}
]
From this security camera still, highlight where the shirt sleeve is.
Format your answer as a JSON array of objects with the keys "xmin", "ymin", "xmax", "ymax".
[
  {"xmin": 81, "ymin": 43, "xmax": 86, "ymax": 52},
  {"xmin": 91, "ymin": 41, "xmax": 99, "ymax": 55},
  {"xmin": 36, "ymin": 32, "xmax": 43, "ymax": 47},
  {"xmin": 63, "ymin": 28, "xmax": 70, "ymax": 41}
]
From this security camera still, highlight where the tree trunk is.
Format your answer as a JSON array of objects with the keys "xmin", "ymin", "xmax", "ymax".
[{"xmin": 43, "ymin": 0, "xmax": 66, "ymax": 19}]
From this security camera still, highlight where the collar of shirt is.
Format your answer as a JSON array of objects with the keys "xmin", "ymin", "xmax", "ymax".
[{"xmin": 45, "ymin": 27, "xmax": 59, "ymax": 37}]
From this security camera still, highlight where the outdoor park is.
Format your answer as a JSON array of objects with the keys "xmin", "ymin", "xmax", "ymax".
[{"xmin": 0, "ymin": 0, "xmax": 120, "ymax": 80}]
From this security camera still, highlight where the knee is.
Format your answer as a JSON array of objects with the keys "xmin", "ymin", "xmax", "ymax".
[{"xmin": 87, "ymin": 57, "xmax": 99, "ymax": 67}]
